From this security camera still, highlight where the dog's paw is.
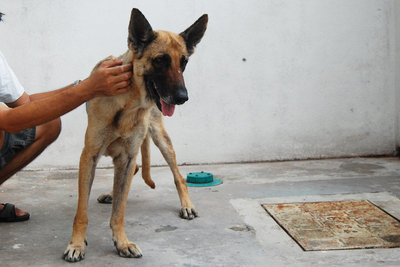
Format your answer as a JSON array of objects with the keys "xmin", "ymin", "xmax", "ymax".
[
  {"xmin": 97, "ymin": 193, "xmax": 113, "ymax": 204},
  {"xmin": 113, "ymin": 239, "xmax": 143, "ymax": 258},
  {"xmin": 63, "ymin": 240, "xmax": 87, "ymax": 262},
  {"xmin": 180, "ymin": 207, "xmax": 198, "ymax": 220}
]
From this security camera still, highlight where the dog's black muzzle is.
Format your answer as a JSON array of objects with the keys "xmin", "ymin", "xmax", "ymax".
[{"xmin": 173, "ymin": 88, "xmax": 189, "ymax": 105}]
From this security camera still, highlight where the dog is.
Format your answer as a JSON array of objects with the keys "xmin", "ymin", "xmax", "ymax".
[{"xmin": 63, "ymin": 8, "xmax": 208, "ymax": 262}]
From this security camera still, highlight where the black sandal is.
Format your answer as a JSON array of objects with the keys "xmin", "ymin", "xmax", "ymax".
[{"xmin": 0, "ymin": 203, "xmax": 30, "ymax": 222}]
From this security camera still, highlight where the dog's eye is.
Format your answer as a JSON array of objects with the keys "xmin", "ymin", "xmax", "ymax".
[
  {"xmin": 152, "ymin": 54, "xmax": 170, "ymax": 68},
  {"xmin": 180, "ymin": 56, "xmax": 188, "ymax": 71}
]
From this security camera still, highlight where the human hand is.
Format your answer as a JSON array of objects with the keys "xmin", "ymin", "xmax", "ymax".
[{"xmin": 85, "ymin": 57, "xmax": 133, "ymax": 98}]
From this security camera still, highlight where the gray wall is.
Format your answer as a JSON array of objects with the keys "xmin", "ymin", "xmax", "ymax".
[{"xmin": 0, "ymin": 0, "xmax": 398, "ymax": 168}]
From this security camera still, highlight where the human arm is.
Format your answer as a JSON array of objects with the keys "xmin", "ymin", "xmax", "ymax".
[{"xmin": 0, "ymin": 58, "xmax": 132, "ymax": 133}]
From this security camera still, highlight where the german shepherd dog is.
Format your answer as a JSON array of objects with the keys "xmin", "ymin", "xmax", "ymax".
[{"xmin": 63, "ymin": 8, "xmax": 208, "ymax": 262}]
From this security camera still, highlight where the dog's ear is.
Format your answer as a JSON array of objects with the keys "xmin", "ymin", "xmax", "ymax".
[
  {"xmin": 128, "ymin": 8, "xmax": 156, "ymax": 58},
  {"xmin": 180, "ymin": 14, "xmax": 208, "ymax": 56}
]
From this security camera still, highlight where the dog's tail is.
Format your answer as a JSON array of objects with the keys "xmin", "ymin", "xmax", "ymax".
[{"xmin": 140, "ymin": 134, "xmax": 156, "ymax": 189}]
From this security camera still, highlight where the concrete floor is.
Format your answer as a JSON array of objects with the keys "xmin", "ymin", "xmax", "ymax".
[{"xmin": 1, "ymin": 157, "xmax": 400, "ymax": 266}]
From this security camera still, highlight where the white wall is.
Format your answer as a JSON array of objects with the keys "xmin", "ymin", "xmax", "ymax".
[
  {"xmin": 0, "ymin": 0, "xmax": 398, "ymax": 168},
  {"xmin": 396, "ymin": 1, "xmax": 400, "ymax": 152}
]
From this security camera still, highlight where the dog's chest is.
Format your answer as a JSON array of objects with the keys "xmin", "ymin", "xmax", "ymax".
[{"xmin": 112, "ymin": 107, "xmax": 150, "ymax": 138}]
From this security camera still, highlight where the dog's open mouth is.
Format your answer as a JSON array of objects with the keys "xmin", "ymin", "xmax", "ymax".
[
  {"xmin": 145, "ymin": 78, "xmax": 176, "ymax": 117},
  {"xmin": 160, "ymin": 99, "xmax": 175, "ymax": 117}
]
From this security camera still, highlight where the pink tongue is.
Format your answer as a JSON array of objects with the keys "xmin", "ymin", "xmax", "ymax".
[{"xmin": 161, "ymin": 98, "xmax": 175, "ymax": 117}]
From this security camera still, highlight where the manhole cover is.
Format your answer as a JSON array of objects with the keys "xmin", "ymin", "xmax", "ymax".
[{"xmin": 263, "ymin": 200, "xmax": 400, "ymax": 251}]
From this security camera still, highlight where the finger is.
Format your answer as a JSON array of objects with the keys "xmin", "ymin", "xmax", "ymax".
[
  {"xmin": 113, "ymin": 81, "xmax": 131, "ymax": 92},
  {"xmin": 108, "ymin": 63, "xmax": 132, "ymax": 75},
  {"xmin": 116, "ymin": 87, "xmax": 130, "ymax": 94},
  {"xmin": 120, "ymin": 63, "xmax": 133, "ymax": 72},
  {"xmin": 108, "ymin": 87, "xmax": 129, "ymax": 96},
  {"xmin": 111, "ymin": 71, "xmax": 132, "ymax": 83},
  {"xmin": 112, "ymin": 87, "xmax": 130, "ymax": 96},
  {"xmin": 101, "ymin": 58, "xmax": 123, "ymax": 68},
  {"xmin": 105, "ymin": 55, "xmax": 117, "ymax": 60},
  {"xmin": 101, "ymin": 56, "xmax": 117, "ymax": 64}
]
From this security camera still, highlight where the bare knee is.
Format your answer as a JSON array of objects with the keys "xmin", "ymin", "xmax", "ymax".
[
  {"xmin": 45, "ymin": 118, "xmax": 61, "ymax": 143},
  {"xmin": 37, "ymin": 118, "xmax": 61, "ymax": 145}
]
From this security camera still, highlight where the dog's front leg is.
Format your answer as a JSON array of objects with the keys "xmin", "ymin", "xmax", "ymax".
[
  {"xmin": 149, "ymin": 123, "xmax": 197, "ymax": 220},
  {"xmin": 64, "ymin": 146, "xmax": 101, "ymax": 262},
  {"xmin": 110, "ymin": 149, "xmax": 142, "ymax": 258}
]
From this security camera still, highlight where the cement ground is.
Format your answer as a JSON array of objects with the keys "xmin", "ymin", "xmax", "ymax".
[{"xmin": 1, "ymin": 157, "xmax": 400, "ymax": 266}]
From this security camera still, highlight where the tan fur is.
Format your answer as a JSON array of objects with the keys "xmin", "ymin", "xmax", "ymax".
[
  {"xmin": 64, "ymin": 31, "xmax": 197, "ymax": 261},
  {"xmin": 140, "ymin": 133, "xmax": 155, "ymax": 189}
]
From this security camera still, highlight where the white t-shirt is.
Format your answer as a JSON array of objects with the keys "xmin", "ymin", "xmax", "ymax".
[{"xmin": 0, "ymin": 50, "xmax": 25, "ymax": 103}]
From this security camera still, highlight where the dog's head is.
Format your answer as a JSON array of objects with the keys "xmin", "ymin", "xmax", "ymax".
[{"xmin": 127, "ymin": 8, "xmax": 208, "ymax": 116}]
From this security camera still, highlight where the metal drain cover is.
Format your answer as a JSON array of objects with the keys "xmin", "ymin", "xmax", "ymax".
[{"xmin": 263, "ymin": 200, "xmax": 400, "ymax": 251}]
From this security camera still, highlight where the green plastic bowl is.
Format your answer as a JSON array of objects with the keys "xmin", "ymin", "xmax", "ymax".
[{"xmin": 186, "ymin": 171, "xmax": 222, "ymax": 187}]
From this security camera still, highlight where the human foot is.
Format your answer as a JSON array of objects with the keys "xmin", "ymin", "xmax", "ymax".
[{"xmin": 0, "ymin": 203, "xmax": 30, "ymax": 222}]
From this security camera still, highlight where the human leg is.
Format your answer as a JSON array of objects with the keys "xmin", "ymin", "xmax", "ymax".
[
  {"xmin": 0, "ymin": 118, "xmax": 61, "ymax": 219},
  {"xmin": 0, "ymin": 118, "xmax": 61, "ymax": 184}
]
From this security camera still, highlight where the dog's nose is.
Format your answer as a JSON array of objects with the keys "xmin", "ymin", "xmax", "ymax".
[{"xmin": 174, "ymin": 90, "xmax": 188, "ymax": 105}]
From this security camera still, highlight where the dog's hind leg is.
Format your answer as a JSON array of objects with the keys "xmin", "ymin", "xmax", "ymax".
[
  {"xmin": 109, "ymin": 139, "xmax": 142, "ymax": 258},
  {"xmin": 96, "ymin": 165, "xmax": 139, "ymax": 204},
  {"xmin": 149, "ymin": 119, "xmax": 197, "ymax": 220},
  {"xmin": 140, "ymin": 133, "xmax": 155, "ymax": 189},
  {"xmin": 64, "ymin": 142, "xmax": 103, "ymax": 262},
  {"xmin": 97, "ymin": 132, "xmax": 152, "ymax": 203}
]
